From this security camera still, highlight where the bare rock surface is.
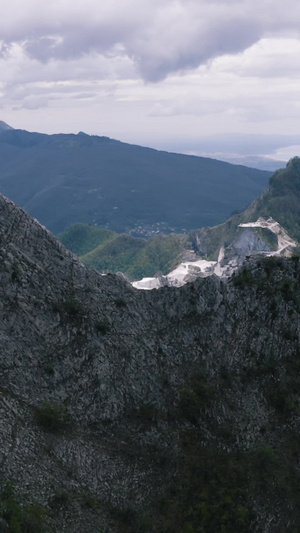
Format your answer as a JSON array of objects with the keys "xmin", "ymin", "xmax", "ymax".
[{"xmin": 1, "ymin": 194, "xmax": 300, "ymax": 531}]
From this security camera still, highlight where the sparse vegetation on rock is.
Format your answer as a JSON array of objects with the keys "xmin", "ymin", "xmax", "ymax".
[
  {"xmin": 2, "ymin": 192, "xmax": 300, "ymax": 531},
  {"xmin": 34, "ymin": 402, "xmax": 71, "ymax": 433}
]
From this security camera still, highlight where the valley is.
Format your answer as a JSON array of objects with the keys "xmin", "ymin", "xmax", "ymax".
[{"xmin": 59, "ymin": 158, "xmax": 300, "ymax": 287}]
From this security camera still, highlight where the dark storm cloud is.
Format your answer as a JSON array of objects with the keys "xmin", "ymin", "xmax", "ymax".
[
  {"xmin": 1, "ymin": 0, "xmax": 300, "ymax": 81},
  {"xmin": 134, "ymin": 16, "xmax": 263, "ymax": 81}
]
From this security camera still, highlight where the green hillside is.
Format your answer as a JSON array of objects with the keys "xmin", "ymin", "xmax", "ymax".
[
  {"xmin": 244, "ymin": 156, "xmax": 300, "ymax": 241},
  {"xmin": 192, "ymin": 157, "xmax": 300, "ymax": 259},
  {"xmin": 82, "ymin": 234, "xmax": 146, "ymax": 276},
  {"xmin": 0, "ymin": 127, "xmax": 270, "ymax": 235},
  {"xmin": 60, "ymin": 224, "xmax": 190, "ymax": 279},
  {"xmin": 59, "ymin": 223, "xmax": 115, "ymax": 256}
]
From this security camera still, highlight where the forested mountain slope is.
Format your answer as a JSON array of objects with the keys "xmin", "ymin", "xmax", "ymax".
[
  {"xmin": 191, "ymin": 157, "xmax": 300, "ymax": 260},
  {"xmin": 0, "ymin": 125, "xmax": 269, "ymax": 234}
]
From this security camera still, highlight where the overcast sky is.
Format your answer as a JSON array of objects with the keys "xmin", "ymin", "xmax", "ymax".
[{"xmin": 1, "ymin": 0, "xmax": 300, "ymax": 160}]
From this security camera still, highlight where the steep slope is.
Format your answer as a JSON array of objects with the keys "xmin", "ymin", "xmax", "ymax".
[
  {"xmin": 0, "ymin": 120, "xmax": 13, "ymax": 131},
  {"xmin": 191, "ymin": 157, "xmax": 300, "ymax": 261},
  {"xmin": 243, "ymin": 156, "xmax": 300, "ymax": 241},
  {"xmin": 2, "ymin": 194, "xmax": 300, "ymax": 531},
  {"xmin": 0, "ymin": 126, "xmax": 269, "ymax": 234}
]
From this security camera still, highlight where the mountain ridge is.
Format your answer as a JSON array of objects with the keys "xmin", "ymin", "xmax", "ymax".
[
  {"xmin": 0, "ymin": 120, "xmax": 13, "ymax": 131},
  {"xmin": 2, "ymin": 191, "xmax": 300, "ymax": 531},
  {"xmin": 0, "ymin": 125, "xmax": 270, "ymax": 235}
]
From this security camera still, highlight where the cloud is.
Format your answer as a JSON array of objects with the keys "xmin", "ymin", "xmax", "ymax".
[
  {"xmin": 1, "ymin": 0, "xmax": 300, "ymax": 147},
  {"xmin": 215, "ymin": 38, "xmax": 300, "ymax": 79},
  {"xmin": 19, "ymin": 96, "xmax": 49, "ymax": 110},
  {"xmin": 0, "ymin": 0, "xmax": 300, "ymax": 81},
  {"xmin": 267, "ymin": 144, "xmax": 300, "ymax": 161}
]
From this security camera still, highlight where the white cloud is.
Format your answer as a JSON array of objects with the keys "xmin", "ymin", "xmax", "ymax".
[
  {"xmin": 214, "ymin": 38, "xmax": 300, "ymax": 79},
  {"xmin": 267, "ymin": 145, "xmax": 300, "ymax": 161}
]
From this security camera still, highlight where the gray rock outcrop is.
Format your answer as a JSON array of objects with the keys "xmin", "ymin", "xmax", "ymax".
[{"xmin": 1, "ymin": 194, "xmax": 300, "ymax": 532}]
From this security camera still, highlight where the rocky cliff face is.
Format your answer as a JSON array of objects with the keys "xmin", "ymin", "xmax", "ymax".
[{"xmin": 1, "ymin": 194, "xmax": 300, "ymax": 532}]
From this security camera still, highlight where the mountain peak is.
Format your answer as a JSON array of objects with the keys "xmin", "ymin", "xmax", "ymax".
[
  {"xmin": 0, "ymin": 120, "xmax": 13, "ymax": 131},
  {"xmin": 285, "ymin": 155, "xmax": 300, "ymax": 176},
  {"xmin": 287, "ymin": 155, "xmax": 300, "ymax": 166}
]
